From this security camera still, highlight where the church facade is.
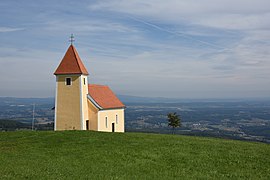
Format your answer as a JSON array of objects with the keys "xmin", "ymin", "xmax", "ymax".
[{"xmin": 54, "ymin": 44, "xmax": 125, "ymax": 132}]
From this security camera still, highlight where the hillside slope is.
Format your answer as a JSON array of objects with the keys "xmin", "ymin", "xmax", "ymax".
[{"xmin": 0, "ymin": 131, "xmax": 269, "ymax": 179}]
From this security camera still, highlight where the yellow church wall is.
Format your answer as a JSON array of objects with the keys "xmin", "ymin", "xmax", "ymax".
[
  {"xmin": 55, "ymin": 74, "xmax": 125, "ymax": 132},
  {"xmin": 98, "ymin": 109, "xmax": 125, "ymax": 132},
  {"xmin": 87, "ymin": 100, "xmax": 98, "ymax": 130},
  {"xmin": 55, "ymin": 75, "xmax": 81, "ymax": 130}
]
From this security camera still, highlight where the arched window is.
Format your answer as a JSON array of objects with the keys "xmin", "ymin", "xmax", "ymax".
[{"xmin": 105, "ymin": 117, "xmax": 108, "ymax": 128}]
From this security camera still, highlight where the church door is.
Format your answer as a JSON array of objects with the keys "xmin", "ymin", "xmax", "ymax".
[
  {"xmin": 112, "ymin": 123, "xmax": 115, "ymax": 132},
  {"xmin": 86, "ymin": 120, "xmax": 89, "ymax": 130}
]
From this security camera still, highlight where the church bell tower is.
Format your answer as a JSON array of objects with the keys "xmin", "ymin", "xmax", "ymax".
[{"xmin": 54, "ymin": 37, "xmax": 89, "ymax": 130}]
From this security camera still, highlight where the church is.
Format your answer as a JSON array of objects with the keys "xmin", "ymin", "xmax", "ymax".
[{"xmin": 54, "ymin": 43, "xmax": 125, "ymax": 132}]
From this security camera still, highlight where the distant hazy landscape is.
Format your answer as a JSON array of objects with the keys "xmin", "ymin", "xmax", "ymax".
[{"xmin": 0, "ymin": 96, "xmax": 269, "ymax": 143}]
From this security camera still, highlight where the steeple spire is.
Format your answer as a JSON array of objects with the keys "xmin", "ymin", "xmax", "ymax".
[{"xmin": 54, "ymin": 44, "xmax": 89, "ymax": 75}]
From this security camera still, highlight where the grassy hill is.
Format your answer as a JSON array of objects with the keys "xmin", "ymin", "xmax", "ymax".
[{"xmin": 0, "ymin": 131, "xmax": 269, "ymax": 179}]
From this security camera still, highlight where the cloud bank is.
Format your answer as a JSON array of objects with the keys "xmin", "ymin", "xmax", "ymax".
[{"xmin": 0, "ymin": 0, "xmax": 269, "ymax": 98}]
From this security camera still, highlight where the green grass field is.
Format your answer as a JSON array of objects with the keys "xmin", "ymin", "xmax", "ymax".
[{"xmin": 0, "ymin": 131, "xmax": 269, "ymax": 179}]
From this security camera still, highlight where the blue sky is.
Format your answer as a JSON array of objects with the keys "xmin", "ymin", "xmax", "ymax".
[{"xmin": 0, "ymin": 0, "xmax": 269, "ymax": 98}]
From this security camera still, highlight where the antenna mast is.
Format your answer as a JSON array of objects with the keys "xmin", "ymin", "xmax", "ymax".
[{"xmin": 32, "ymin": 103, "xmax": 35, "ymax": 131}]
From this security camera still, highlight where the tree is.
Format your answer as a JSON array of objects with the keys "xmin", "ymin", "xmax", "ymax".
[{"xmin": 167, "ymin": 112, "xmax": 181, "ymax": 134}]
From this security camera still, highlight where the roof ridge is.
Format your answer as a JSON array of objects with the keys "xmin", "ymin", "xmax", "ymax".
[
  {"xmin": 71, "ymin": 45, "xmax": 84, "ymax": 74},
  {"xmin": 88, "ymin": 84, "xmax": 108, "ymax": 87},
  {"xmin": 87, "ymin": 94, "xmax": 103, "ymax": 110},
  {"xmin": 71, "ymin": 45, "xmax": 80, "ymax": 72}
]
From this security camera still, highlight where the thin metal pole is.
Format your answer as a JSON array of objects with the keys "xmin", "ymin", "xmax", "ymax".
[{"xmin": 32, "ymin": 103, "xmax": 35, "ymax": 131}]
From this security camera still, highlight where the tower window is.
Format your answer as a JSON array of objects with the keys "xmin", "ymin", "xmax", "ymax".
[
  {"xmin": 116, "ymin": 115, "xmax": 118, "ymax": 124},
  {"xmin": 83, "ymin": 78, "xmax": 86, "ymax": 85},
  {"xmin": 66, "ymin": 77, "xmax": 71, "ymax": 85}
]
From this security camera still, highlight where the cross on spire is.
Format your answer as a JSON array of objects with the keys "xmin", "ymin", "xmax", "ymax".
[{"xmin": 69, "ymin": 34, "xmax": 75, "ymax": 45}]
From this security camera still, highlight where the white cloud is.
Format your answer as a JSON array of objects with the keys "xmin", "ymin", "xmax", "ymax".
[
  {"xmin": 88, "ymin": 0, "xmax": 270, "ymax": 31},
  {"xmin": 0, "ymin": 27, "xmax": 24, "ymax": 32},
  {"xmin": 43, "ymin": 20, "xmax": 137, "ymax": 34}
]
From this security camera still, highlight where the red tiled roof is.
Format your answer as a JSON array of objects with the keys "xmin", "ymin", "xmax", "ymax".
[
  {"xmin": 88, "ymin": 84, "xmax": 125, "ymax": 109},
  {"xmin": 54, "ymin": 45, "xmax": 89, "ymax": 75}
]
